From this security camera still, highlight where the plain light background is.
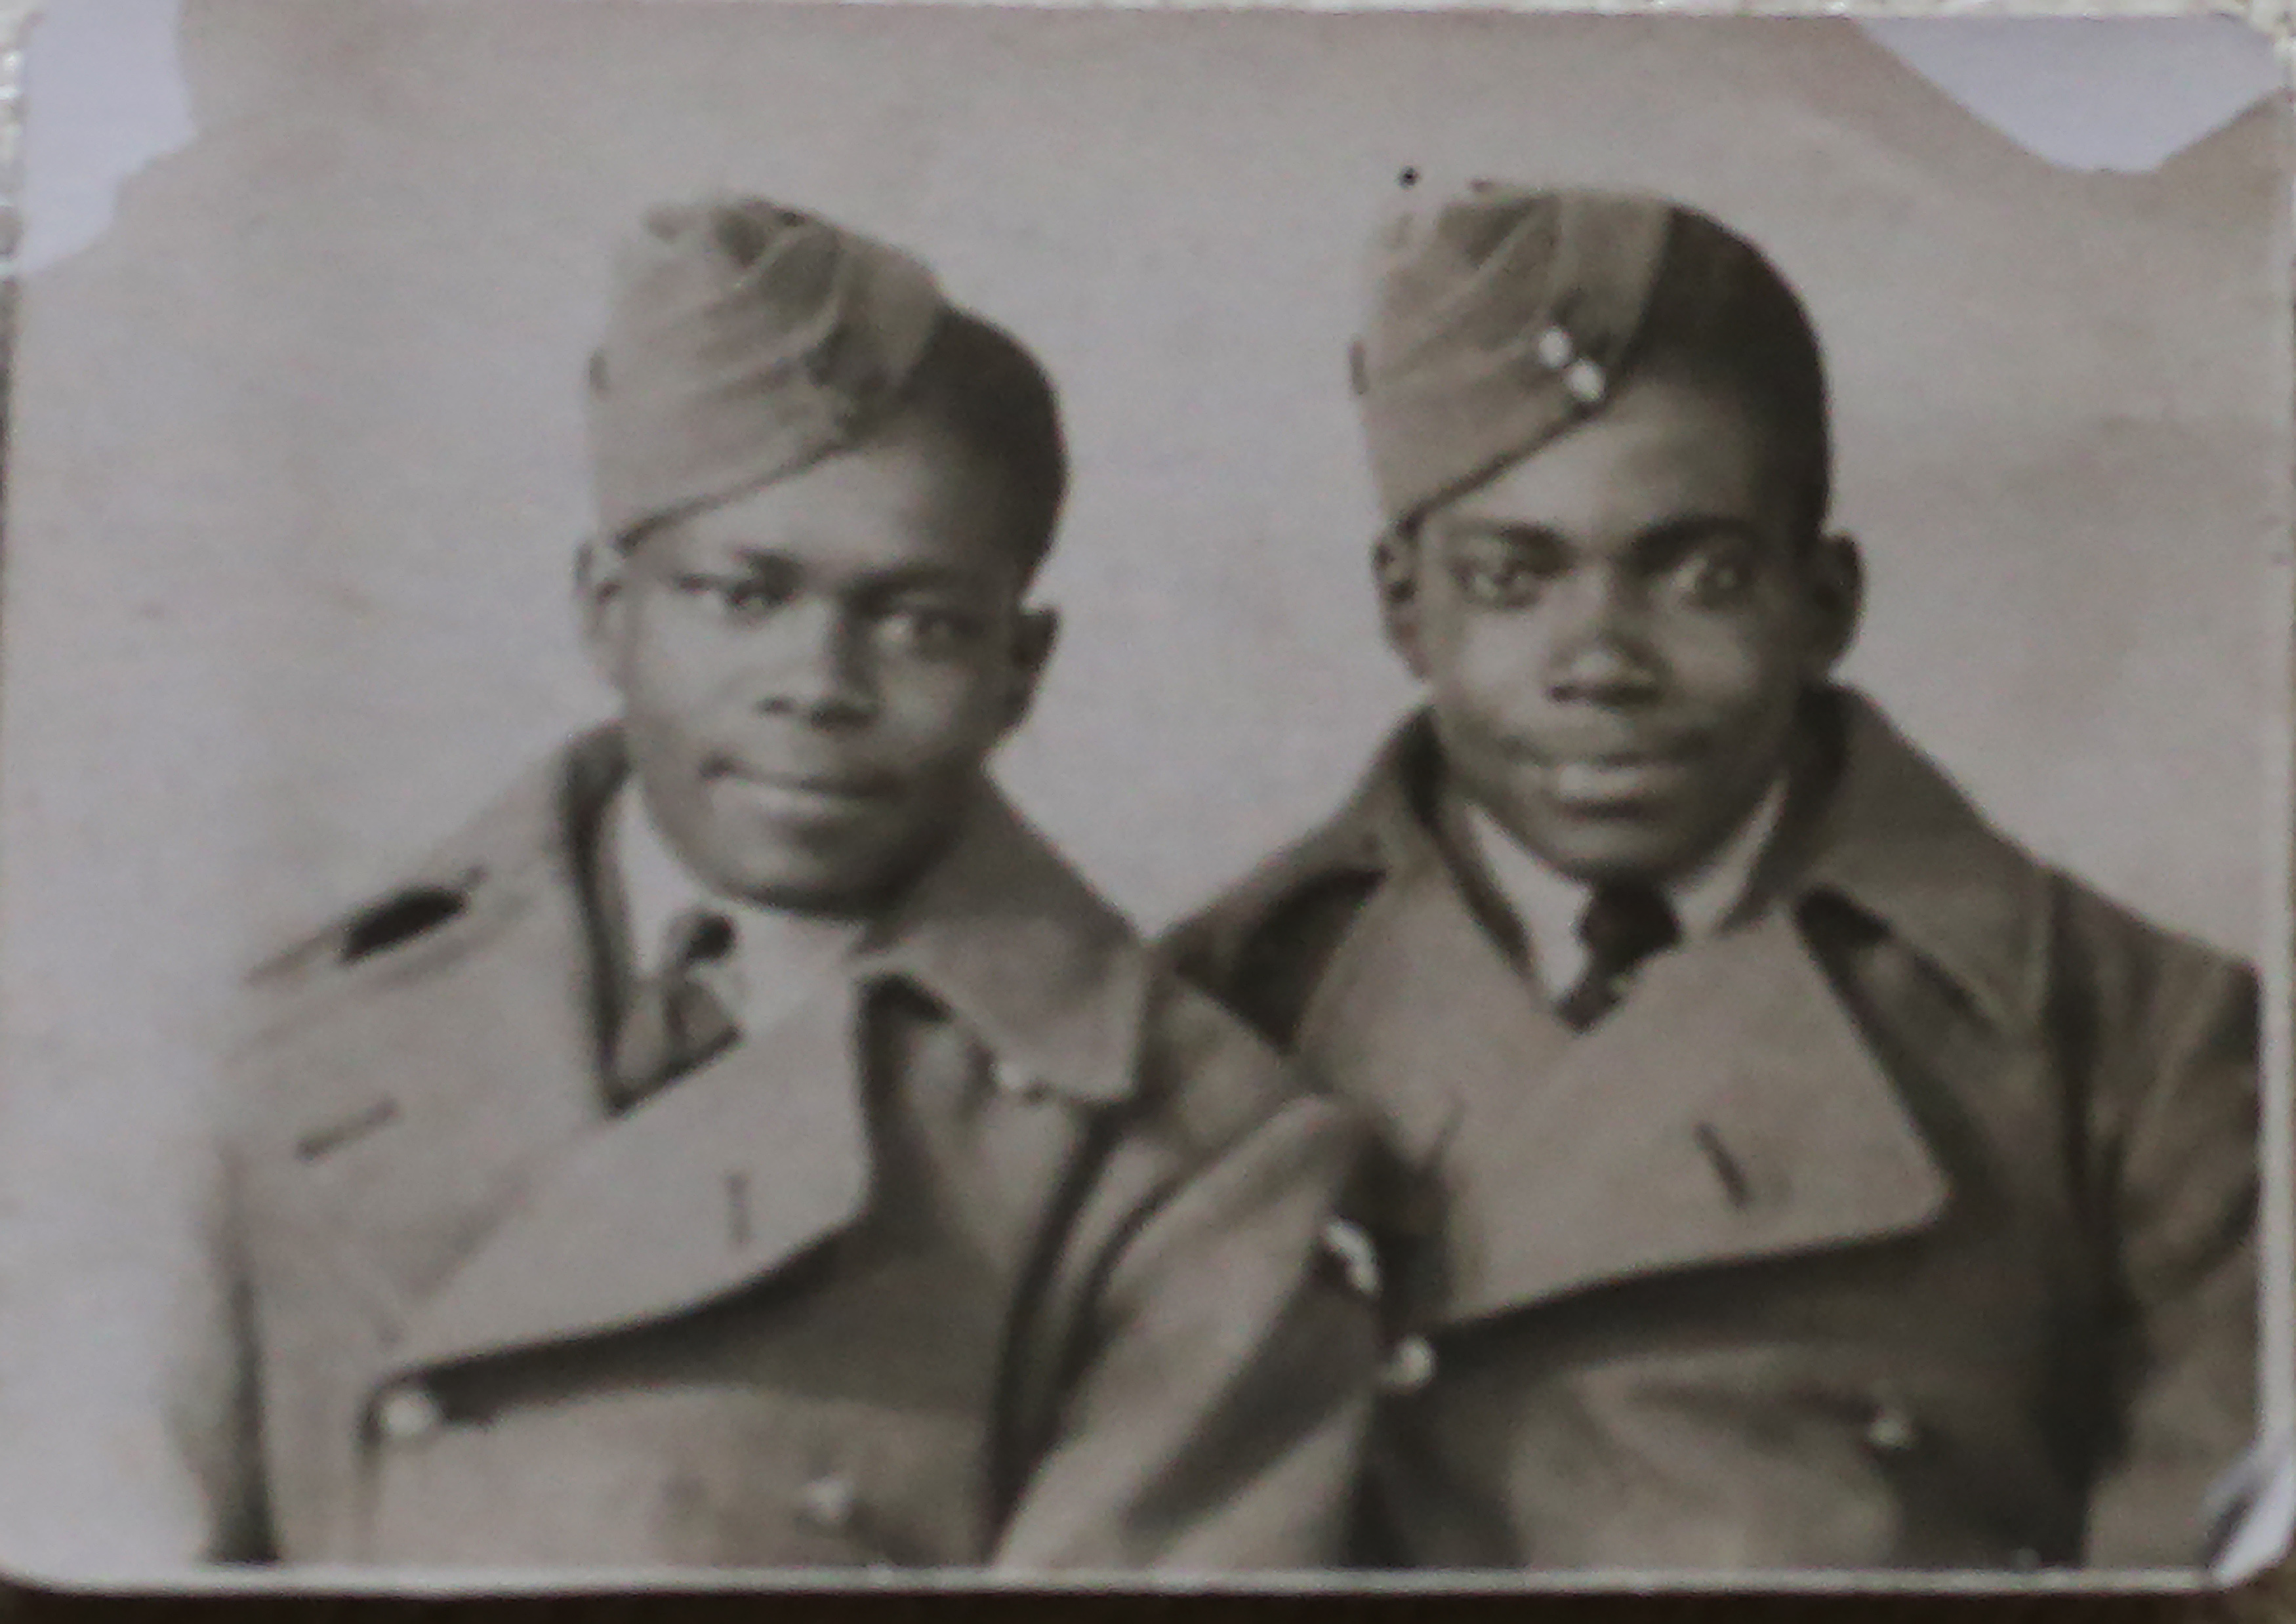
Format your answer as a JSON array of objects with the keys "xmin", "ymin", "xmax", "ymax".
[
  {"xmin": 0, "ymin": 0, "xmax": 2288, "ymax": 1103},
  {"xmin": 0, "ymin": 0, "xmax": 2289, "ymax": 1583}
]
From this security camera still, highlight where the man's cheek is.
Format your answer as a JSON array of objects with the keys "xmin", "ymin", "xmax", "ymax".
[
  {"xmin": 1446, "ymin": 626, "xmax": 1551, "ymax": 724},
  {"xmin": 1662, "ymin": 619, "xmax": 1781, "ymax": 714}
]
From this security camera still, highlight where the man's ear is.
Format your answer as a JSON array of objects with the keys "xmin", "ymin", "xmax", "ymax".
[
  {"xmin": 573, "ymin": 537, "xmax": 629, "ymax": 688},
  {"xmin": 1000, "ymin": 606, "xmax": 1061, "ymax": 731},
  {"xmin": 1805, "ymin": 531, "xmax": 1865, "ymax": 674},
  {"xmin": 1373, "ymin": 528, "xmax": 1430, "ymax": 679}
]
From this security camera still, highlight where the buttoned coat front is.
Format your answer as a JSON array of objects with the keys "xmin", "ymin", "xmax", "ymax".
[
  {"xmin": 1168, "ymin": 692, "xmax": 2262, "ymax": 1574},
  {"xmin": 161, "ymin": 730, "xmax": 1376, "ymax": 1573}
]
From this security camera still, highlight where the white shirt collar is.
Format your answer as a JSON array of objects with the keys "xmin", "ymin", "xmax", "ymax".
[
  {"xmin": 609, "ymin": 781, "xmax": 863, "ymax": 1030},
  {"xmin": 1462, "ymin": 776, "xmax": 1788, "ymax": 1003}
]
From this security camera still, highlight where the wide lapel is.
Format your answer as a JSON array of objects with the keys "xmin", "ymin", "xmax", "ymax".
[
  {"xmin": 382, "ymin": 974, "xmax": 872, "ymax": 1377},
  {"xmin": 240, "ymin": 737, "xmax": 625, "ymax": 1340},
  {"xmin": 1441, "ymin": 906, "xmax": 1950, "ymax": 1323},
  {"xmin": 1302, "ymin": 855, "xmax": 1950, "ymax": 1329},
  {"xmin": 1298, "ymin": 846, "xmax": 1570, "ymax": 1176},
  {"xmin": 375, "ymin": 783, "xmax": 1151, "ymax": 1380}
]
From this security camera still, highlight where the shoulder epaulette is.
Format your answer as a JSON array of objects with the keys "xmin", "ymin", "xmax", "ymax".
[{"xmin": 338, "ymin": 883, "xmax": 473, "ymax": 964}]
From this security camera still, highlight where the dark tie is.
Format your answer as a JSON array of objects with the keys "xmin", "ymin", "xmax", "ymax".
[
  {"xmin": 1555, "ymin": 883, "xmax": 1681, "ymax": 1031},
  {"xmin": 606, "ymin": 906, "xmax": 739, "ymax": 1112}
]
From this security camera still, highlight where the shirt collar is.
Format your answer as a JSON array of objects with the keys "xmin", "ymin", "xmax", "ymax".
[
  {"xmin": 1317, "ymin": 692, "xmax": 2051, "ymax": 1034},
  {"xmin": 1460, "ymin": 774, "xmax": 1787, "ymax": 1000},
  {"xmin": 586, "ymin": 742, "xmax": 1149, "ymax": 1108},
  {"xmin": 607, "ymin": 780, "xmax": 865, "ymax": 1031}
]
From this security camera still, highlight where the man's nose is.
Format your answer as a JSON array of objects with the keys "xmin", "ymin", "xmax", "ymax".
[
  {"xmin": 1546, "ymin": 570, "xmax": 1661, "ymax": 703},
  {"xmin": 750, "ymin": 600, "xmax": 878, "ymax": 724}
]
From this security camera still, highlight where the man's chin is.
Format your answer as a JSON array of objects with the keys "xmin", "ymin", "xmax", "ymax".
[
  {"xmin": 1513, "ymin": 808, "xmax": 1714, "ymax": 886},
  {"xmin": 715, "ymin": 868, "xmax": 889, "ymax": 919},
  {"xmin": 700, "ymin": 829, "xmax": 945, "ymax": 918}
]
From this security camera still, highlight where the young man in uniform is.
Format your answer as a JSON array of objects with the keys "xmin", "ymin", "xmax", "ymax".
[
  {"xmin": 120, "ymin": 198, "xmax": 1377, "ymax": 1570},
  {"xmin": 1170, "ymin": 183, "xmax": 2262, "ymax": 1572}
]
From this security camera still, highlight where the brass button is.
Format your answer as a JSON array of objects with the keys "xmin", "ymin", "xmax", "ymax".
[
  {"xmin": 1320, "ymin": 1218, "xmax": 1382, "ymax": 1299},
  {"xmin": 1534, "ymin": 324, "xmax": 1576, "ymax": 369},
  {"xmin": 1563, "ymin": 356, "xmax": 1607, "ymax": 406},
  {"xmin": 993, "ymin": 1058, "xmax": 1052, "ymax": 1103},
  {"xmin": 798, "ymin": 1471, "xmax": 859, "ymax": 1534},
  {"xmin": 1862, "ymin": 1400, "xmax": 1919, "ymax": 1455},
  {"xmin": 1378, "ymin": 1333, "xmax": 1437, "ymax": 1395},
  {"xmin": 374, "ymin": 1381, "xmax": 443, "ymax": 1444}
]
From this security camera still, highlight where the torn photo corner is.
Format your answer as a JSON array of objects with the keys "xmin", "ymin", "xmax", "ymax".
[{"xmin": 0, "ymin": 0, "xmax": 2289, "ymax": 1596}]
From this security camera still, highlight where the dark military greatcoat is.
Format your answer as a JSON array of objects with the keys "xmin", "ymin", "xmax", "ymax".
[
  {"xmin": 1170, "ymin": 690, "xmax": 2260, "ymax": 1573},
  {"xmin": 173, "ymin": 728, "xmax": 1377, "ymax": 1570}
]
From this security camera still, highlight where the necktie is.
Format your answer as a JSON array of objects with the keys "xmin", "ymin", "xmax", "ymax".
[
  {"xmin": 606, "ymin": 906, "xmax": 739, "ymax": 1112},
  {"xmin": 1555, "ymin": 882, "xmax": 1681, "ymax": 1031}
]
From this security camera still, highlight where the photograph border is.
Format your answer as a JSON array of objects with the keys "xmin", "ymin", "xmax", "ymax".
[{"xmin": 0, "ymin": 0, "xmax": 2288, "ymax": 1602}]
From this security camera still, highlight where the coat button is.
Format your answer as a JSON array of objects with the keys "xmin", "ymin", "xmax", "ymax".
[
  {"xmin": 1534, "ymin": 324, "xmax": 1576, "ymax": 369},
  {"xmin": 993, "ymin": 1058, "xmax": 1053, "ymax": 1103},
  {"xmin": 1321, "ymin": 1218, "xmax": 1382, "ymax": 1299},
  {"xmin": 1563, "ymin": 356, "xmax": 1607, "ymax": 406},
  {"xmin": 798, "ymin": 1472, "xmax": 859, "ymax": 1535},
  {"xmin": 1862, "ymin": 1399, "xmax": 1919, "ymax": 1455},
  {"xmin": 1378, "ymin": 1333, "xmax": 1437, "ymax": 1395},
  {"xmin": 374, "ymin": 1381, "xmax": 443, "ymax": 1444}
]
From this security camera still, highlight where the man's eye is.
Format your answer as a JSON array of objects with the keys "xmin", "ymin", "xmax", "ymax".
[
  {"xmin": 1656, "ymin": 540, "xmax": 1761, "ymax": 608},
  {"xmin": 676, "ymin": 574, "xmax": 790, "ymax": 622},
  {"xmin": 876, "ymin": 605, "xmax": 981, "ymax": 655},
  {"xmin": 1450, "ymin": 543, "xmax": 1559, "ymax": 609}
]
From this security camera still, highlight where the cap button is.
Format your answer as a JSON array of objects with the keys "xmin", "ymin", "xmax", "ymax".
[
  {"xmin": 1378, "ymin": 1333, "xmax": 1437, "ymax": 1395},
  {"xmin": 1563, "ymin": 357, "xmax": 1607, "ymax": 406},
  {"xmin": 374, "ymin": 1381, "xmax": 444, "ymax": 1444}
]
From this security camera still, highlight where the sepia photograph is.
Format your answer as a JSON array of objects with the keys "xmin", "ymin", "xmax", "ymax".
[{"xmin": 0, "ymin": 0, "xmax": 2285, "ymax": 1592}]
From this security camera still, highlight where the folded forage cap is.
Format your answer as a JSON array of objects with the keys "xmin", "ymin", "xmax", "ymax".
[
  {"xmin": 588, "ymin": 196, "xmax": 948, "ymax": 545},
  {"xmin": 1353, "ymin": 182, "xmax": 1825, "ymax": 526}
]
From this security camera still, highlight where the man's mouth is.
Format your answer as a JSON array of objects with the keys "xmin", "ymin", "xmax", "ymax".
[
  {"xmin": 705, "ymin": 759, "xmax": 900, "ymax": 820},
  {"xmin": 1517, "ymin": 738, "xmax": 1708, "ymax": 810}
]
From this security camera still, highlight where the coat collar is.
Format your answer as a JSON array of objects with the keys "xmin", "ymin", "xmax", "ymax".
[
  {"xmin": 1296, "ymin": 688, "xmax": 2053, "ymax": 1037},
  {"xmin": 1782, "ymin": 691, "xmax": 2053, "ymax": 1033},
  {"xmin": 853, "ymin": 779, "xmax": 1152, "ymax": 1108},
  {"xmin": 407, "ymin": 723, "xmax": 1155, "ymax": 1107},
  {"xmin": 253, "ymin": 724, "xmax": 1149, "ymax": 1382}
]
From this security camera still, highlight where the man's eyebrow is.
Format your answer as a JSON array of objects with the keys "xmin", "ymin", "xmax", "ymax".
[
  {"xmin": 1624, "ymin": 514, "xmax": 1767, "ymax": 564},
  {"xmin": 718, "ymin": 548, "xmax": 999, "ymax": 596},
  {"xmin": 1439, "ymin": 520, "xmax": 1573, "ymax": 551},
  {"xmin": 719, "ymin": 546, "xmax": 803, "ymax": 574}
]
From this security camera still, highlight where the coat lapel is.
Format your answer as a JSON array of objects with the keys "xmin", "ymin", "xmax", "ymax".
[
  {"xmin": 382, "ymin": 978, "xmax": 872, "ymax": 1375},
  {"xmin": 240, "ymin": 740, "xmax": 621, "ymax": 1339},
  {"xmin": 255, "ymin": 751, "xmax": 1153, "ymax": 1407},
  {"xmin": 1302, "ymin": 855, "xmax": 1951, "ymax": 1328},
  {"xmin": 369, "ymin": 780, "xmax": 1149, "ymax": 1379}
]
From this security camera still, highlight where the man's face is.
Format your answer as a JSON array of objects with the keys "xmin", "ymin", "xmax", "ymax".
[
  {"xmin": 1382, "ymin": 373, "xmax": 1858, "ymax": 883},
  {"xmin": 581, "ymin": 412, "xmax": 1055, "ymax": 915}
]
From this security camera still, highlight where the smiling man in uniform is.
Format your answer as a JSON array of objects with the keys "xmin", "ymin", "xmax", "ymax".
[
  {"xmin": 1170, "ymin": 183, "xmax": 2262, "ymax": 1572},
  {"xmin": 117, "ymin": 196, "xmax": 1378, "ymax": 1571}
]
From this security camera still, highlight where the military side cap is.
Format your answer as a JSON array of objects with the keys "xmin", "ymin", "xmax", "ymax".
[
  {"xmin": 1353, "ymin": 182, "xmax": 1822, "ymax": 525},
  {"xmin": 587, "ymin": 196, "xmax": 947, "ymax": 545}
]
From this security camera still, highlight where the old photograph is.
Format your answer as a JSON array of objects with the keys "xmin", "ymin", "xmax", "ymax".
[{"xmin": 0, "ymin": 0, "xmax": 2285, "ymax": 1590}]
